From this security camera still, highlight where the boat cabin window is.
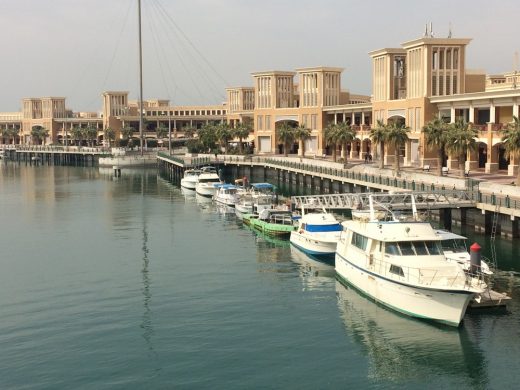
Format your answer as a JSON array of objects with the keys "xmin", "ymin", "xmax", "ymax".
[
  {"xmin": 351, "ymin": 232, "xmax": 368, "ymax": 250},
  {"xmin": 389, "ymin": 264, "xmax": 405, "ymax": 277},
  {"xmin": 384, "ymin": 241, "xmax": 442, "ymax": 256},
  {"xmin": 385, "ymin": 242, "xmax": 400, "ymax": 255},
  {"xmin": 399, "ymin": 242, "xmax": 415, "ymax": 256},
  {"xmin": 441, "ymin": 239, "xmax": 467, "ymax": 253}
]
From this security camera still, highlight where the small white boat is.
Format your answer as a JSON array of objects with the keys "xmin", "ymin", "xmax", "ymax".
[
  {"xmin": 335, "ymin": 195, "xmax": 485, "ymax": 327},
  {"xmin": 235, "ymin": 194, "xmax": 273, "ymax": 219},
  {"xmin": 195, "ymin": 171, "xmax": 221, "ymax": 197},
  {"xmin": 437, "ymin": 230, "xmax": 493, "ymax": 275},
  {"xmin": 290, "ymin": 210, "xmax": 342, "ymax": 256},
  {"xmin": 213, "ymin": 184, "xmax": 240, "ymax": 207},
  {"xmin": 180, "ymin": 169, "xmax": 202, "ymax": 190}
]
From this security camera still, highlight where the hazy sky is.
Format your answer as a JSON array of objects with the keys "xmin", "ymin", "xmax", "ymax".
[{"xmin": 1, "ymin": 0, "xmax": 519, "ymax": 112}]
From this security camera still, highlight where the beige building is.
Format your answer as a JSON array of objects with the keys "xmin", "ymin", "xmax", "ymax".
[{"xmin": 2, "ymin": 30, "xmax": 520, "ymax": 176}]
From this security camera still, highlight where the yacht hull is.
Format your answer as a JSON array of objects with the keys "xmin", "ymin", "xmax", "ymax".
[
  {"xmin": 290, "ymin": 231, "xmax": 338, "ymax": 255},
  {"xmin": 196, "ymin": 184, "xmax": 217, "ymax": 197},
  {"xmin": 335, "ymin": 253, "xmax": 474, "ymax": 327},
  {"xmin": 180, "ymin": 178, "xmax": 197, "ymax": 190}
]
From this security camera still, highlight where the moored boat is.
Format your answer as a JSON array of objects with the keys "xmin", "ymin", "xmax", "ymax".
[
  {"xmin": 290, "ymin": 210, "xmax": 342, "ymax": 257},
  {"xmin": 195, "ymin": 170, "xmax": 221, "ymax": 197},
  {"xmin": 437, "ymin": 230, "xmax": 494, "ymax": 275},
  {"xmin": 246, "ymin": 208, "xmax": 298, "ymax": 237},
  {"xmin": 213, "ymin": 184, "xmax": 240, "ymax": 207},
  {"xmin": 180, "ymin": 168, "xmax": 202, "ymax": 190},
  {"xmin": 335, "ymin": 198, "xmax": 486, "ymax": 326}
]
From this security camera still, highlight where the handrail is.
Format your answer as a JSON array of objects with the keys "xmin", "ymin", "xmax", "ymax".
[{"xmin": 368, "ymin": 254, "xmax": 485, "ymax": 290}]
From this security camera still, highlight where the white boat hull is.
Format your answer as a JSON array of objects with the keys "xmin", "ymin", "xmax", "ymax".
[
  {"xmin": 180, "ymin": 178, "xmax": 197, "ymax": 190},
  {"xmin": 214, "ymin": 196, "xmax": 236, "ymax": 207},
  {"xmin": 196, "ymin": 184, "xmax": 217, "ymax": 197},
  {"xmin": 335, "ymin": 253, "xmax": 474, "ymax": 326},
  {"xmin": 290, "ymin": 231, "xmax": 338, "ymax": 255}
]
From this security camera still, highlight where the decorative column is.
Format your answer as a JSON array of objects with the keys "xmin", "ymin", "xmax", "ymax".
[
  {"xmin": 466, "ymin": 147, "xmax": 479, "ymax": 170},
  {"xmin": 450, "ymin": 106, "xmax": 456, "ymax": 123},
  {"xmin": 513, "ymin": 101, "xmax": 519, "ymax": 119},
  {"xmin": 508, "ymin": 155, "xmax": 518, "ymax": 176},
  {"xmin": 469, "ymin": 103, "xmax": 475, "ymax": 124},
  {"xmin": 405, "ymin": 139, "xmax": 412, "ymax": 166}
]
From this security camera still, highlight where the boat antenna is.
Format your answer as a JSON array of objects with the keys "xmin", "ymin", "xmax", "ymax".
[
  {"xmin": 138, "ymin": 0, "xmax": 144, "ymax": 156},
  {"xmin": 369, "ymin": 195, "xmax": 375, "ymax": 221},
  {"xmin": 411, "ymin": 194, "xmax": 418, "ymax": 220}
]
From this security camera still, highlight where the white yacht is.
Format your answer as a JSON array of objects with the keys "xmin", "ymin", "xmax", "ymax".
[
  {"xmin": 213, "ymin": 184, "xmax": 240, "ymax": 207},
  {"xmin": 335, "ymin": 199, "xmax": 485, "ymax": 327},
  {"xmin": 290, "ymin": 210, "xmax": 342, "ymax": 256},
  {"xmin": 180, "ymin": 169, "xmax": 201, "ymax": 190},
  {"xmin": 437, "ymin": 230, "xmax": 493, "ymax": 275},
  {"xmin": 195, "ymin": 171, "xmax": 221, "ymax": 197},
  {"xmin": 235, "ymin": 194, "xmax": 273, "ymax": 220}
]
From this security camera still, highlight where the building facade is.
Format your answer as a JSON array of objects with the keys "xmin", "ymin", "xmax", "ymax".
[{"xmin": 2, "ymin": 30, "xmax": 520, "ymax": 176}]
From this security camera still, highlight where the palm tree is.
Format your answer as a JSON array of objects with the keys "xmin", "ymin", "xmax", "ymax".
[
  {"xmin": 197, "ymin": 124, "xmax": 217, "ymax": 153},
  {"xmin": 423, "ymin": 118, "xmax": 449, "ymax": 176},
  {"xmin": 156, "ymin": 126, "xmax": 168, "ymax": 147},
  {"xmin": 2, "ymin": 127, "xmax": 19, "ymax": 145},
  {"xmin": 71, "ymin": 126, "xmax": 83, "ymax": 146},
  {"xmin": 183, "ymin": 127, "xmax": 196, "ymax": 139},
  {"xmin": 294, "ymin": 124, "xmax": 311, "ymax": 157},
  {"xmin": 446, "ymin": 120, "xmax": 478, "ymax": 177},
  {"xmin": 501, "ymin": 115, "xmax": 520, "ymax": 185},
  {"xmin": 121, "ymin": 126, "xmax": 134, "ymax": 147},
  {"xmin": 215, "ymin": 123, "xmax": 232, "ymax": 154},
  {"xmin": 369, "ymin": 120, "xmax": 388, "ymax": 169},
  {"xmin": 104, "ymin": 127, "xmax": 116, "ymax": 148},
  {"xmin": 232, "ymin": 123, "xmax": 251, "ymax": 155},
  {"xmin": 277, "ymin": 122, "xmax": 295, "ymax": 157},
  {"xmin": 84, "ymin": 126, "xmax": 98, "ymax": 147},
  {"xmin": 324, "ymin": 123, "xmax": 339, "ymax": 161},
  {"xmin": 31, "ymin": 126, "xmax": 49, "ymax": 145},
  {"xmin": 335, "ymin": 122, "xmax": 356, "ymax": 165},
  {"xmin": 386, "ymin": 122, "xmax": 410, "ymax": 173}
]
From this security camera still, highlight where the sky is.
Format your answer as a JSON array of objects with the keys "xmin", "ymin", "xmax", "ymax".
[{"xmin": 1, "ymin": 0, "xmax": 519, "ymax": 112}]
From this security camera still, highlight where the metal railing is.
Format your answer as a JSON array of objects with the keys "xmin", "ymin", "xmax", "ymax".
[{"xmin": 157, "ymin": 153, "xmax": 520, "ymax": 211}]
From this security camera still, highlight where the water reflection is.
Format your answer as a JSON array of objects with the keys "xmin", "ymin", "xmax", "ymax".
[
  {"xmin": 335, "ymin": 281, "xmax": 488, "ymax": 387},
  {"xmin": 289, "ymin": 245, "xmax": 335, "ymax": 290}
]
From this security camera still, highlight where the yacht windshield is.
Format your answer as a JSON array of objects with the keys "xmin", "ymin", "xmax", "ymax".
[
  {"xmin": 441, "ymin": 239, "xmax": 467, "ymax": 253},
  {"xmin": 385, "ymin": 241, "xmax": 442, "ymax": 256}
]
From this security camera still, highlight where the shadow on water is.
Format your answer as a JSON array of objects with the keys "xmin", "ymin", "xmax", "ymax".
[{"xmin": 335, "ymin": 281, "xmax": 489, "ymax": 387}]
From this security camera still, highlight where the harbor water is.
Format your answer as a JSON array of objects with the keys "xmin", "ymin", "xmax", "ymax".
[{"xmin": 1, "ymin": 164, "xmax": 520, "ymax": 389}]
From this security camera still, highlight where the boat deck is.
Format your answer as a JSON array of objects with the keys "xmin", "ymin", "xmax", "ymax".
[{"xmin": 468, "ymin": 289, "xmax": 511, "ymax": 309}]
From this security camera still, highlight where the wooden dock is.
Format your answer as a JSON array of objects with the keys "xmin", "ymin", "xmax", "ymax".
[{"xmin": 468, "ymin": 289, "xmax": 511, "ymax": 309}]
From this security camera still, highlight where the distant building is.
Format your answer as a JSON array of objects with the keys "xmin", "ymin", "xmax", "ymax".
[{"xmin": 2, "ymin": 30, "xmax": 520, "ymax": 174}]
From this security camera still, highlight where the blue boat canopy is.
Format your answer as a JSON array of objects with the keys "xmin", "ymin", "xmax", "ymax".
[
  {"xmin": 304, "ymin": 223, "xmax": 342, "ymax": 232},
  {"xmin": 251, "ymin": 183, "xmax": 275, "ymax": 190},
  {"xmin": 213, "ymin": 183, "xmax": 236, "ymax": 189}
]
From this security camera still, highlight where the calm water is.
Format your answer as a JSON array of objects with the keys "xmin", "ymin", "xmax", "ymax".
[{"xmin": 1, "ymin": 164, "xmax": 520, "ymax": 389}]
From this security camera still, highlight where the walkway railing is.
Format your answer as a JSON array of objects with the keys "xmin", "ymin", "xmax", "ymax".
[{"xmin": 157, "ymin": 153, "xmax": 520, "ymax": 211}]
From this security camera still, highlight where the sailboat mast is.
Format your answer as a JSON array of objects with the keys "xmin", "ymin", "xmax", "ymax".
[{"xmin": 138, "ymin": 0, "xmax": 144, "ymax": 155}]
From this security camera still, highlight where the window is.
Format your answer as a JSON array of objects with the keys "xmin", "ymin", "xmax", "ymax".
[
  {"xmin": 352, "ymin": 232, "xmax": 368, "ymax": 251},
  {"xmin": 257, "ymin": 115, "xmax": 263, "ymax": 130},
  {"xmin": 389, "ymin": 264, "xmax": 405, "ymax": 277},
  {"xmin": 399, "ymin": 242, "xmax": 415, "ymax": 256},
  {"xmin": 265, "ymin": 115, "xmax": 271, "ymax": 131},
  {"xmin": 425, "ymin": 241, "xmax": 441, "ymax": 255},
  {"xmin": 413, "ymin": 241, "xmax": 429, "ymax": 256},
  {"xmin": 385, "ymin": 242, "xmax": 400, "ymax": 255}
]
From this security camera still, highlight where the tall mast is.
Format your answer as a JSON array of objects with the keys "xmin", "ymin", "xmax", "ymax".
[{"xmin": 138, "ymin": 0, "xmax": 144, "ymax": 155}]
